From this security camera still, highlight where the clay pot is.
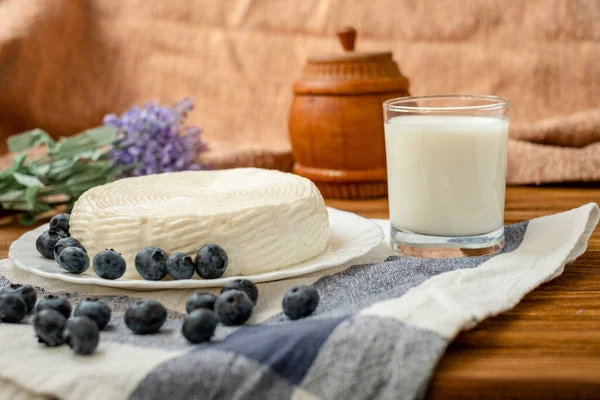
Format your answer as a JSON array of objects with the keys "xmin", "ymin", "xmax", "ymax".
[{"xmin": 289, "ymin": 27, "xmax": 410, "ymax": 199}]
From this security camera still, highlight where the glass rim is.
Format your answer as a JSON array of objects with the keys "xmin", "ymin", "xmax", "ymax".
[{"xmin": 383, "ymin": 95, "xmax": 509, "ymax": 112}]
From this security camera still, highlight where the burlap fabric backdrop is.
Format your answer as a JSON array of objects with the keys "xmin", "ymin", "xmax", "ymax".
[{"xmin": 0, "ymin": 0, "xmax": 599, "ymax": 184}]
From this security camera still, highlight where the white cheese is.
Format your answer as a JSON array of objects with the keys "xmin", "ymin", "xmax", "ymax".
[{"xmin": 69, "ymin": 168, "xmax": 330, "ymax": 279}]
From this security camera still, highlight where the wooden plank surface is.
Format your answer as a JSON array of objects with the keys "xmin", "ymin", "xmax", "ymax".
[{"xmin": 1, "ymin": 187, "xmax": 599, "ymax": 399}]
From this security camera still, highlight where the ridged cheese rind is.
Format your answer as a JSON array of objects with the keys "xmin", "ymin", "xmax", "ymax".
[{"xmin": 70, "ymin": 168, "xmax": 330, "ymax": 279}]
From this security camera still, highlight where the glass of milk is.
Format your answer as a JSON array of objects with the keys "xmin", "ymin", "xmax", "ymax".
[{"xmin": 383, "ymin": 95, "xmax": 509, "ymax": 258}]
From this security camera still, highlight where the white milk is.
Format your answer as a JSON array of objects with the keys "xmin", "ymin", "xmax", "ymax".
[{"xmin": 385, "ymin": 115, "xmax": 508, "ymax": 237}]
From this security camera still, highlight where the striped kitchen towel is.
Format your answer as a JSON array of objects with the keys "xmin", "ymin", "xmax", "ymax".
[{"xmin": 0, "ymin": 203, "xmax": 597, "ymax": 400}]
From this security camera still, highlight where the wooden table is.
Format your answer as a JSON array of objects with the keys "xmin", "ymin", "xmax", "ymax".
[{"xmin": 1, "ymin": 187, "xmax": 599, "ymax": 398}]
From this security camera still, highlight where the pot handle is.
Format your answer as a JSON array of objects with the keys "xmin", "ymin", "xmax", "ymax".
[{"xmin": 337, "ymin": 27, "xmax": 356, "ymax": 52}]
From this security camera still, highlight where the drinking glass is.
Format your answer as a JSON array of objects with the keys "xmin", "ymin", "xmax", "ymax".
[{"xmin": 383, "ymin": 95, "xmax": 509, "ymax": 257}]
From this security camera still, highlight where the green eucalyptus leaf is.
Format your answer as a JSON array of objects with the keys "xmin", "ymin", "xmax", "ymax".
[
  {"xmin": 50, "ymin": 126, "xmax": 117, "ymax": 158},
  {"xmin": 0, "ymin": 165, "xmax": 16, "ymax": 180},
  {"xmin": 0, "ymin": 190, "xmax": 25, "ymax": 202},
  {"xmin": 28, "ymin": 162, "xmax": 52, "ymax": 177},
  {"xmin": 67, "ymin": 178, "xmax": 112, "ymax": 197},
  {"xmin": 14, "ymin": 202, "xmax": 52, "ymax": 224},
  {"xmin": 78, "ymin": 161, "xmax": 112, "ymax": 176},
  {"xmin": 50, "ymin": 168, "xmax": 77, "ymax": 183},
  {"xmin": 65, "ymin": 168, "xmax": 109, "ymax": 187},
  {"xmin": 25, "ymin": 186, "xmax": 40, "ymax": 208},
  {"xmin": 0, "ymin": 176, "xmax": 19, "ymax": 192},
  {"xmin": 39, "ymin": 183, "xmax": 69, "ymax": 196},
  {"xmin": 0, "ymin": 201, "xmax": 30, "ymax": 210},
  {"xmin": 12, "ymin": 153, "xmax": 27, "ymax": 169},
  {"xmin": 19, "ymin": 213, "xmax": 36, "ymax": 226},
  {"xmin": 82, "ymin": 125, "xmax": 119, "ymax": 145},
  {"xmin": 32, "ymin": 202, "xmax": 52, "ymax": 213},
  {"xmin": 8, "ymin": 129, "xmax": 55, "ymax": 152},
  {"xmin": 74, "ymin": 149, "xmax": 103, "ymax": 162},
  {"xmin": 45, "ymin": 158, "xmax": 77, "ymax": 181},
  {"xmin": 52, "ymin": 163, "xmax": 102, "ymax": 186},
  {"xmin": 5, "ymin": 200, "xmax": 51, "ymax": 213},
  {"xmin": 13, "ymin": 172, "xmax": 44, "ymax": 188},
  {"xmin": 0, "ymin": 154, "xmax": 27, "ymax": 180}
]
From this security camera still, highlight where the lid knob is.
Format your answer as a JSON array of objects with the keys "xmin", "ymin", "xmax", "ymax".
[{"xmin": 337, "ymin": 27, "xmax": 356, "ymax": 52}]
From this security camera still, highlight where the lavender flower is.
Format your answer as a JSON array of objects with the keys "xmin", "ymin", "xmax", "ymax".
[{"xmin": 104, "ymin": 98, "xmax": 207, "ymax": 177}]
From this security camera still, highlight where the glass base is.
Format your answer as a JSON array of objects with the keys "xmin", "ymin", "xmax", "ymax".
[{"xmin": 391, "ymin": 226, "xmax": 504, "ymax": 258}]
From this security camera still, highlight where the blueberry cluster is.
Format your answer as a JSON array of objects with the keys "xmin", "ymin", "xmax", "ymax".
[
  {"xmin": 36, "ymin": 214, "xmax": 92, "ymax": 275},
  {"xmin": 134, "ymin": 244, "xmax": 229, "ymax": 281},
  {"xmin": 36, "ymin": 213, "xmax": 230, "ymax": 282},
  {"xmin": 179, "ymin": 281, "xmax": 320, "ymax": 344},
  {"xmin": 36, "ymin": 214, "xmax": 127, "ymax": 279},
  {"xmin": 0, "ymin": 285, "xmax": 104, "ymax": 355},
  {"xmin": 33, "ymin": 296, "xmax": 109, "ymax": 355},
  {"xmin": 179, "ymin": 280, "xmax": 258, "ymax": 343},
  {"xmin": 130, "ymin": 281, "xmax": 320, "ymax": 345}
]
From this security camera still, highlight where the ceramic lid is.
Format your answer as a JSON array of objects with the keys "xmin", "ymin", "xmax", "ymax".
[{"xmin": 294, "ymin": 27, "xmax": 409, "ymax": 95}]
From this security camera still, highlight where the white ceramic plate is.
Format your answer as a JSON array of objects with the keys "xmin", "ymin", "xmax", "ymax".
[{"xmin": 8, "ymin": 208, "xmax": 384, "ymax": 290}]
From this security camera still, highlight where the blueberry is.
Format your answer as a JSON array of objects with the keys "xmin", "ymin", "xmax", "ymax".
[
  {"xmin": 195, "ymin": 244, "xmax": 228, "ymax": 279},
  {"xmin": 0, "ymin": 284, "xmax": 36, "ymax": 313},
  {"xmin": 64, "ymin": 316, "xmax": 99, "ymax": 356},
  {"xmin": 186, "ymin": 292, "xmax": 218, "ymax": 313},
  {"xmin": 58, "ymin": 247, "xmax": 90, "ymax": 274},
  {"xmin": 214, "ymin": 290, "xmax": 253, "ymax": 326},
  {"xmin": 282, "ymin": 285, "xmax": 320, "ymax": 320},
  {"xmin": 54, "ymin": 237, "xmax": 85, "ymax": 262},
  {"xmin": 0, "ymin": 293, "xmax": 27, "ymax": 323},
  {"xmin": 135, "ymin": 247, "xmax": 168, "ymax": 281},
  {"xmin": 36, "ymin": 229, "xmax": 68, "ymax": 259},
  {"xmin": 166, "ymin": 252, "xmax": 195, "ymax": 280},
  {"xmin": 34, "ymin": 309, "xmax": 67, "ymax": 346},
  {"xmin": 125, "ymin": 299, "xmax": 167, "ymax": 335},
  {"xmin": 49, "ymin": 214, "xmax": 70, "ymax": 236},
  {"xmin": 74, "ymin": 298, "xmax": 111, "ymax": 330},
  {"xmin": 93, "ymin": 249, "xmax": 126, "ymax": 280},
  {"xmin": 220, "ymin": 279, "xmax": 258, "ymax": 305},
  {"xmin": 35, "ymin": 295, "xmax": 71, "ymax": 319},
  {"xmin": 182, "ymin": 309, "xmax": 218, "ymax": 344}
]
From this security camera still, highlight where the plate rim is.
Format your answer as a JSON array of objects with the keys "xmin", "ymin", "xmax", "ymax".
[{"xmin": 8, "ymin": 207, "xmax": 384, "ymax": 290}]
